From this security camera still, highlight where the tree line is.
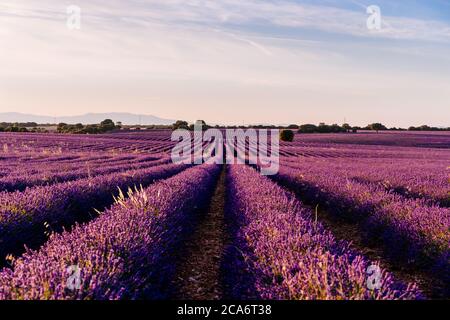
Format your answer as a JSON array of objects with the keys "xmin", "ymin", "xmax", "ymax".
[
  {"xmin": 1, "ymin": 119, "xmax": 449, "ymax": 135},
  {"xmin": 0, "ymin": 122, "xmax": 47, "ymax": 133},
  {"xmin": 172, "ymin": 121, "xmax": 450, "ymax": 133},
  {"xmin": 56, "ymin": 119, "xmax": 120, "ymax": 134}
]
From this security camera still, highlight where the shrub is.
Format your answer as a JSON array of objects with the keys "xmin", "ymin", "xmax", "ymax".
[
  {"xmin": 172, "ymin": 120, "xmax": 189, "ymax": 130},
  {"xmin": 280, "ymin": 129, "xmax": 294, "ymax": 142},
  {"xmin": 298, "ymin": 124, "xmax": 317, "ymax": 133},
  {"xmin": 366, "ymin": 123, "xmax": 387, "ymax": 133}
]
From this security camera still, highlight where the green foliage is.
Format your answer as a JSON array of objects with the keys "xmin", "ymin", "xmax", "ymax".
[
  {"xmin": 298, "ymin": 124, "xmax": 317, "ymax": 133},
  {"xmin": 57, "ymin": 119, "xmax": 118, "ymax": 134},
  {"xmin": 100, "ymin": 119, "xmax": 115, "ymax": 131},
  {"xmin": 0, "ymin": 122, "xmax": 49, "ymax": 133},
  {"xmin": 408, "ymin": 125, "xmax": 449, "ymax": 131},
  {"xmin": 195, "ymin": 120, "xmax": 207, "ymax": 126},
  {"xmin": 298, "ymin": 123, "xmax": 347, "ymax": 134},
  {"xmin": 188, "ymin": 120, "xmax": 210, "ymax": 131},
  {"xmin": 342, "ymin": 123, "xmax": 352, "ymax": 131},
  {"xmin": 366, "ymin": 123, "xmax": 387, "ymax": 132},
  {"xmin": 280, "ymin": 129, "xmax": 294, "ymax": 142},
  {"xmin": 172, "ymin": 120, "xmax": 189, "ymax": 130}
]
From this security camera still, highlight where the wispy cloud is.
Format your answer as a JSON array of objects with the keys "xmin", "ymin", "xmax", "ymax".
[
  {"xmin": 2, "ymin": 0, "xmax": 450, "ymax": 42},
  {"xmin": 213, "ymin": 29, "xmax": 273, "ymax": 56}
]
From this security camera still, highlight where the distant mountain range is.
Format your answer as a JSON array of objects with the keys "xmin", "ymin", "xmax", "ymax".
[{"xmin": 0, "ymin": 112, "xmax": 176, "ymax": 125}]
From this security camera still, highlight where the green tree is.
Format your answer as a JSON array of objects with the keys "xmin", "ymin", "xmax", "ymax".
[
  {"xmin": 57, "ymin": 123, "xmax": 68, "ymax": 133},
  {"xmin": 100, "ymin": 119, "xmax": 116, "ymax": 132},
  {"xmin": 191, "ymin": 120, "xmax": 210, "ymax": 131},
  {"xmin": 367, "ymin": 123, "xmax": 387, "ymax": 133},
  {"xmin": 280, "ymin": 129, "xmax": 294, "ymax": 142},
  {"xmin": 172, "ymin": 120, "xmax": 189, "ymax": 130},
  {"xmin": 298, "ymin": 124, "xmax": 318, "ymax": 134},
  {"xmin": 342, "ymin": 123, "xmax": 352, "ymax": 132}
]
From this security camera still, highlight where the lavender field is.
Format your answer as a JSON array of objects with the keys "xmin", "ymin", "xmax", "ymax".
[{"xmin": 0, "ymin": 130, "xmax": 448, "ymax": 300}]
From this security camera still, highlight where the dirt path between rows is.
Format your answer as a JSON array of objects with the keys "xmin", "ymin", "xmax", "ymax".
[
  {"xmin": 273, "ymin": 179, "xmax": 447, "ymax": 299},
  {"xmin": 173, "ymin": 166, "xmax": 227, "ymax": 300},
  {"xmin": 315, "ymin": 206, "xmax": 447, "ymax": 299}
]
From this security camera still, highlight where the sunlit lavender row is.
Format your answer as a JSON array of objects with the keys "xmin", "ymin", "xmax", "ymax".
[
  {"xmin": 274, "ymin": 163, "xmax": 449, "ymax": 276},
  {"xmin": 0, "ymin": 165, "xmax": 219, "ymax": 299},
  {"xmin": 224, "ymin": 165, "xmax": 421, "ymax": 300},
  {"xmin": 0, "ymin": 162, "xmax": 188, "ymax": 263}
]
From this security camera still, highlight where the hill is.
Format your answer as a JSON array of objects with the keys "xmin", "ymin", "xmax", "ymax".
[{"xmin": 0, "ymin": 112, "xmax": 175, "ymax": 125}]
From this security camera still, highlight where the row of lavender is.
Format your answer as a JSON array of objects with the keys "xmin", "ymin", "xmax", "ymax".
[
  {"xmin": 281, "ymin": 131, "xmax": 450, "ymax": 149},
  {"xmin": 281, "ymin": 156, "xmax": 449, "ymax": 207},
  {"xmin": 0, "ymin": 155, "xmax": 170, "ymax": 192},
  {"xmin": 0, "ymin": 132, "xmax": 175, "ymax": 155},
  {"xmin": 3, "ymin": 130, "xmax": 450, "ymax": 155},
  {"xmin": 0, "ymin": 162, "xmax": 189, "ymax": 265},
  {"xmin": 0, "ymin": 163, "xmax": 422, "ymax": 300},
  {"xmin": 224, "ymin": 165, "xmax": 421, "ymax": 300},
  {"xmin": 274, "ymin": 161, "xmax": 449, "ymax": 280},
  {"xmin": 0, "ymin": 152, "xmax": 157, "ymax": 177},
  {"xmin": 0, "ymin": 164, "xmax": 220, "ymax": 299}
]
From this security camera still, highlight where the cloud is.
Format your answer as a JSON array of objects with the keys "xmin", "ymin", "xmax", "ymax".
[
  {"xmin": 213, "ymin": 29, "xmax": 273, "ymax": 56},
  {"xmin": 2, "ymin": 0, "xmax": 450, "ymax": 42}
]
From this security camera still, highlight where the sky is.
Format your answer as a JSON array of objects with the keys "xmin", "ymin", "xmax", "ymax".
[{"xmin": 0, "ymin": 0, "xmax": 450, "ymax": 127}]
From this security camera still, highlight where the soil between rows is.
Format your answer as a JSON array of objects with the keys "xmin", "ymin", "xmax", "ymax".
[
  {"xmin": 172, "ymin": 163, "xmax": 447, "ymax": 300},
  {"xmin": 173, "ymin": 165, "xmax": 228, "ymax": 300},
  {"xmin": 273, "ymin": 179, "xmax": 448, "ymax": 299}
]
